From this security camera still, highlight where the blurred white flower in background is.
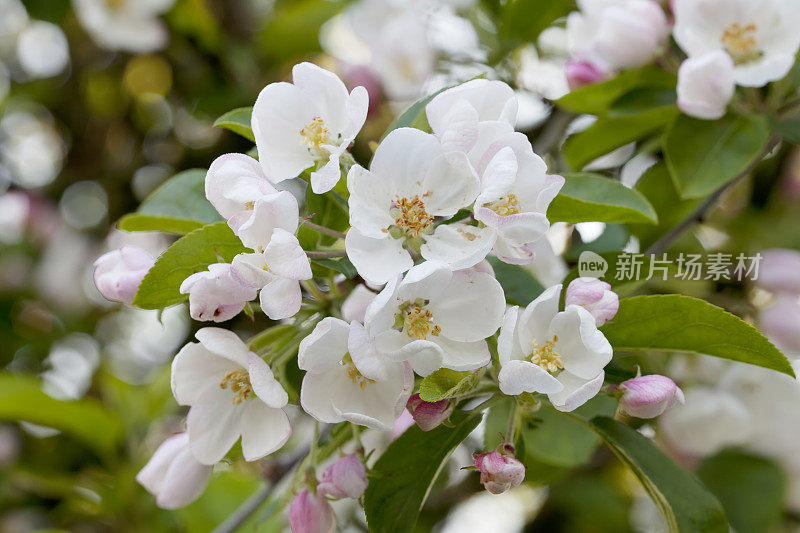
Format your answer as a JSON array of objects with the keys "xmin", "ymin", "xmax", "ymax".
[
  {"xmin": 0, "ymin": 190, "xmax": 28, "ymax": 244},
  {"xmin": 16, "ymin": 21, "xmax": 69, "ymax": 79},
  {"xmin": 0, "ymin": 108, "xmax": 65, "ymax": 189},
  {"xmin": 41, "ymin": 333, "xmax": 100, "ymax": 401},
  {"xmin": 72, "ymin": 0, "xmax": 176, "ymax": 53},
  {"xmin": 0, "ymin": 0, "xmax": 29, "ymax": 57}
]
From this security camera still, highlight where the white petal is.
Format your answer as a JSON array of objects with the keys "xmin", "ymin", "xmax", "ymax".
[
  {"xmin": 301, "ymin": 369, "xmax": 345, "ymax": 423},
  {"xmin": 421, "ymin": 223, "xmax": 496, "ymax": 270},
  {"xmin": 156, "ymin": 445, "xmax": 212, "ymax": 509},
  {"xmin": 498, "ymin": 359, "xmax": 563, "ymax": 395},
  {"xmin": 344, "ymin": 85, "xmax": 369, "ymax": 140},
  {"xmin": 497, "ymin": 306, "xmax": 523, "ymax": 365},
  {"xmin": 550, "ymin": 305, "xmax": 612, "ymax": 380},
  {"xmin": 240, "ymin": 401, "xmax": 291, "ymax": 461},
  {"xmin": 427, "ymin": 270, "xmax": 505, "ymax": 342},
  {"xmin": 370, "ymin": 128, "xmax": 441, "ymax": 197},
  {"xmin": 517, "ymin": 285, "xmax": 562, "ymax": 352},
  {"xmin": 263, "ymin": 228, "xmax": 312, "ymax": 280},
  {"xmin": 347, "ymin": 165, "xmax": 394, "ymax": 238},
  {"xmin": 186, "ymin": 385, "xmax": 243, "ymax": 465},
  {"xmin": 171, "ymin": 341, "xmax": 236, "ymax": 406},
  {"xmin": 298, "ymin": 317, "xmax": 350, "ymax": 373},
  {"xmin": 259, "ymin": 277, "xmax": 302, "ymax": 320},
  {"xmin": 437, "ymin": 99, "xmax": 479, "ymax": 154},
  {"xmin": 475, "ymin": 209, "xmax": 549, "ymax": 246},
  {"xmin": 348, "ymin": 321, "xmax": 401, "ymax": 381},
  {"xmin": 396, "ymin": 261, "xmax": 453, "ymax": 303},
  {"xmin": 345, "ymin": 228, "xmax": 414, "ymax": 285},
  {"xmin": 422, "ymin": 151, "xmax": 481, "ymax": 216},
  {"xmin": 432, "ymin": 336, "xmax": 491, "ymax": 372},
  {"xmin": 475, "ymin": 147, "xmax": 518, "ymax": 206},
  {"xmin": 195, "ymin": 327, "xmax": 251, "ymax": 368},
  {"xmin": 247, "ymin": 353, "xmax": 288, "ymax": 408},
  {"xmin": 310, "ymin": 151, "xmax": 342, "ymax": 194},
  {"xmin": 235, "ymin": 191, "xmax": 299, "ymax": 250},
  {"xmin": 205, "ymin": 153, "xmax": 275, "ymax": 219},
  {"xmin": 548, "ymin": 371, "xmax": 605, "ymax": 412},
  {"xmin": 426, "ymin": 79, "xmax": 517, "ymax": 134}
]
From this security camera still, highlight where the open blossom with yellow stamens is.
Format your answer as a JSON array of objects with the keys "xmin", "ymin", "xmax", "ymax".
[
  {"xmin": 298, "ymin": 318, "xmax": 412, "ymax": 431},
  {"xmin": 171, "ymin": 328, "xmax": 291, "ymax": 465},
  {"xmin": 674, "ymin": 0, "xmax": 800, "ymax": 88},
  {"xmin": 497, "ymin": 284, "xmax": 613, "ymax": 412},
  {"xmin": 252, "ymin": 62, "xmax": 368, "ymax": 194},
  {"xmin": 363, "ymin": 262, "xmax": 505, "ymax": 377},
  {"xmin": 345, "ymin": 127, "xmax": 490, "ymax": 285}
]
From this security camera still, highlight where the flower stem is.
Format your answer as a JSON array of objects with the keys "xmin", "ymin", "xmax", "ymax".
[
  {"xmin": 306, "ymin": 250, "xmax": 347, "ymax": 258},
  {"xmin": 505, "ymin": 401, "xmax": 520, "ymax": 444},
  {"xmin": 301, "ymin": 220, "xmax": 347, "ymax": 240}
]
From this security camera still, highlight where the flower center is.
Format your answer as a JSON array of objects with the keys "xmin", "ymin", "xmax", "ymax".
[
  {"xmin": 341, "ymin": 353, "xmax": 375, "ymax": 390},
  {"xmin": 721, "ymin": 23, "xmax": 761, "ymax": 64},
  {"xmin": 395, "ymin": 299, "xmax": 441, "ymax": 340},
  {"xmin": 391, "ymin": 196, "xmax": 434, "ymax": 238},
  {"xmin": 219, "ymin": 369, "xmax": 253, "ymax": 404},
  {"xmin": 244, "ymin": 201, "xmax": 255, "ymax": 210},
  {"xmin": 300, "ymin": 116, "xmax": 330, "ymax": 153},
  {"xmin": 529, "ymin": 336, "xmax": 563, "ymax": 373},
  {"xmin": 487, "ymin": 194, "xmax": 520, "ymax": 216},
  {"xmin": 105, "ymin": 0, "xmax": 125, "ymax": 10}
]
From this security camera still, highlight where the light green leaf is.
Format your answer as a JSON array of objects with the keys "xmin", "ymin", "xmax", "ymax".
[
  {"xmin": 557, "ymin": 66, "xmax": 676, "ymax": 115},
  {"xmin": 247, "ymin": 324, "xmax": 296, "ymax": 352},
  {"xmin": 564, "ymin": 106, "xmax": 678, "ymax": 170},
  {"xmin": 364, "ymin": 411, "xmax": 481, "ymax": 533},
  {"xmin": 589, "ymin": 416, "xmax": 728, "ymax": 533},
  {"xmin": 487, "ymin": 257, "xmax": 545, "ymax": 306},
  {"xmin": 133, "ymin": 222, "xmax": 247, "ymax": 309},
  {"xmin": 0, "ymin": 374, "xmax": 123, "ymax": 458},
  {"xmin": 310, "ymin": 257, "xmax": 356, "ymax": 278},
  {"xmin": 382, "ymin": 86, "xmax": 448, "ymax": 138},
  {"xmin": 213, "ymin": 107, "xmax": 254, "ymax": 142},
  {"xmin": 697, "ymin": 450, "xmax": 785, "ymax": 533},
  {"xmin": 665, "ymin": 114, "xmax": 770, "ymax": 199},
  {"xmin": 418, "ymin": 368, "xmax": 482, "ymax": 402},
  {"xmin": 548, "ymin": 173, "xmax": 658, "ymax": 224},
  {"xmin": 117, "ymin": 169, "xmax": 223, "ymax": 234},
  {"xmin": 499, "ymin": 0, "xmax": 573, "ymax": 48},
  {"xmin": 601, "ymin": 294, "xmax": 795, "ymax": 377}
]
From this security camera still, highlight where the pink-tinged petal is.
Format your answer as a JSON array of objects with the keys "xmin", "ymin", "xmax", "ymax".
[
  {"xmin": 492, "ymin": 238, "xmax": 536, "ymax": 265},
  {"xmin": 318, "ymin": 454, "xmax": 368, "ymax": 500},
  {"xmin": 619, "ymin": 374, "xmax": 684, "ymax": 419},
  {"xmin": 137, "ymin": 433, "xmax": 212, "ymax": 510},
  {"xmin": 406, "ymin": 393, "xmax": 453, "ymax": 431},
  {"xmin": 498, "ymin": 359, "xmax": 563, "ymax": 395},
  {"xmin": 565, "ymin": 277, "xmax": 619, "ymax": 326},
  {"xmin": 239, "ymin": 401, "xmax": 291, "ymax": 461},
  {"xmin": 289, "ymin": 489, "xmax": 337, "ymax": 533}
]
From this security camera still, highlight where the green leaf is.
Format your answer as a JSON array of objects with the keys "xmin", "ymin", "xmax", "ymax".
[
  {"xmin": 258, "ymin": 0, "xmax": 348, "ymax": 63},
  {"xmin": 769, "ymin": 115, "xmax": 800, "ymax": 144},
  {"xmin": 133, "ymin": 222, "xmax": 247, "ymax": 309},
  {"xmin": 697, "ymin": 450, "xmax": 785, "ymax": 533},
  {"xmin": 601, "ymin": 294, "xmax": 795, "ymax": 377},
  {"xmin": 589, "ymin": 416, "xmax": 728, "ymax": 533},
  {"xmin": 310, "ymin": 257, "xmax": 357, "ymax": 278},
  {"xmin": 499, "ymin": 0, "xmax": 573, "ymax": 48},
  {"xmin": 0, "ymin": 374, "xmax": 123, "ymax": 458},
  {"xmin": 557, "ymin": 66, "xmax": 677, "ymax": 115},
  {"xmin": 117, "ymin": 169, "xmax": 223, "ymax": 234},
  {"xmin": 382, "ymin": 87, "xmax": 447, "ymax": 138},
  {"xmin": 665, "ymin": 114, "xmax": 770, "ymax": 199},
  {"xmin": 247, "ymin": 324, "xmax": 296, "ymax": 352},
  {"xmin": 564, "ymin": 106, "xmax": 678, "ymax": 170},
  {"xmin": 548, "ymin": 173, "xmax": 658, "ymax": 224},
  {"xmin": 487, "ymin": 256, "xmax": 545, "ymax": 305},
  {"xmin": 520, "ymin": 395, "xmax": 617, "ymax": 468},
  {"xmin": 364, "ymin": 411, "xmax": 481, "ymax": 533},
  {"xmin": 418, "ymin": 368, "xmax": 482, "ymax": 402},
  {"xmin": 213, "ymin": 107, "xmax": 254, "ymax": 142}
]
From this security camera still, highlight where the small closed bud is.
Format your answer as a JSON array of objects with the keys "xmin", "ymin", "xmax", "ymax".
[
  {"xmin": 406, "ymin": 394, "xmax": 453, "ymax": 432},
  {"xmin": 756, "ymin": 249, "xmax": 800, "ymax": 295},
  {"xmin": 565, "ymin": 277, "xmax": 619, "ymax": 326},
  {"xmin": 677, "ymin": 50, "xmax": 735, "ymax": 120},
  {"xmin": 616, "ymin": 374, "xmax": 684, "ymax": 418},
  {"xmin": 93, "ymin": 245, "xmax": 155, "ymax": 306},
  {"xmin": 179, "ymin": 263, "xmax": 257, "ymax": 322},
  {"xmin": 565, "ymin": 59, "xmax": 605, "ymax": 90},
  {"xmin": 474, "ymin": 450, "xmax": 526, "ymax": 494},
  {"xmin": 317, "ymin": 454, "xmax": 368, "ymax": 500},
  {"xmin": 289, "ymin": 488, "xmax": 336, "ymax": 533},
  {"xmin": 136, "ymin": 433, "xmax": 212, "ymax": 509}
]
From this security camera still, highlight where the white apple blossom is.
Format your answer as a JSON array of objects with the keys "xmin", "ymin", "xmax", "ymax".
[
  {"xmin": 136, "ymin": 433, "xmax": 212, "ymax": 509},
  {"xmin": 497, "ymin": 285, "xmax": 613, "ymax": 412},
  {"xmin": 251, "ymin": 62, "xmax": 368, "ymax": 194},
  {"xmin": 362, "ymin": 261, "xmax": 505, "ymax": 376},
  {"xmin": 171, "ymin": 328, "xmax": 291, "ymax": 465},
  {"xmin": 179, "ymin": 263, "xmax": 257, "ymax": 323},
  {"xmin": 567, "ymin": 0, "xmax": 669, "ymax": 72},
  {"xmin": 345, "ymin": 127, "xmax": 484, "ymax": 284},
  {"xmin": 341, "ymin": 284, "xmax": 377, "ymax": 323},
  {"xmin": 205, "ymin": 153, "xmax": 279, "ymax": 235},
  {"xmin": 232, "ymin": 190, "xmax": 299, "ymax": 251},
  {"xmin": 673, "ymin": 0, "xmax": 800, "ymax": 87},
  {"xmin": 298, "ymin": 317, "xmax": 413, "ymax": 430},
  {"xmin": 72, "ymin": 0, "xmax": 176, "ymax": 53},
  {"xmin": 677, "ymin": 50, "xmax": 736, "ymax": 120}
]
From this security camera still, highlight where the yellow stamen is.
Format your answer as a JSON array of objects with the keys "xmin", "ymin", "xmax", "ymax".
[
  {"xmin": 219, "ymin": 370, "xmax": 253, "ymax": 404},
  {"xmin": 721, "ymin": 23, "xmax": 761, "ymax": 64},
  {"xmin": 346, "ymin": 363, "xmax": 376, "ymax": 390},
  {"xmin": 529, "ymin": 335, "xmax": 563, "ymax": 373},
  {"xmin": 300, "ymin": 116, "xmax": 330, "ymax": 151},
  {"xmin": 244, "ymin": 201, "xmax": 255, "ymax": 210},
  {"xmin": 403, "ymin": 306, "xmax": 441, "ymax": 340},
  {"xmin": 487, "ymin": 194, "xmax": 520, "ymax": 216},
  {"xmin": 393, "ymin": 196, "xmax": 434, "ymax": 237}
]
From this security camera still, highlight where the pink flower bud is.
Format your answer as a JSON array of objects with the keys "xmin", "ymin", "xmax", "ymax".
[
  {"xmin": 759, "ymin": 295, "xmax": 800, "ymax": 352},
  {"xmin": 390, "ymin": 408, "xmax": 415, "ymax": 439},
  {"xmin": 565, "ymin": 277, "xmax": 619, "ymax": 326},
  {"xmin": 474, "ymin": 450, "xmax": 526, "ymax": 494},
  {"xmin": 317, "ymin": 454, "xmax": 367, "ymax": 500},
  {"xmin": 406, "ymin": 394, "xmax": 453, "ymax": 432},
  {"xmin": 756, "ymin": 249, "xmax": 800, "ymax": 295},
  {"xmin": 617, "ymin": 374, "xmax": 684, "ymax": 418},
  {"xmin": 93, "ymin": 245, "xmax": 155, "ymax": 306},
  {"xmin": 289, "ymin": 489, "xmax": 336, "ymax": 533},
  {"xmin": 565, "ymin": 59, "xmax": 605, "ymax": 90},
  {"xmin": 179, "ymin": 263, "xmax": 258, "ymax": 322},
  {"xmin": 136, "ymin": 433, "xmax": 212, "ymax": 509}
]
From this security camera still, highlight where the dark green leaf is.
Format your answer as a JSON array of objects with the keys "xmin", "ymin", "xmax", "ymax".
[
  {"xmin": 548, "ymin": 173, "xmax": 658, "ymax": 224},
  {"xmin": 213, "ymin": 107, "xmax": 254, "ymax": 142},
  {"xmin": 0, "ymin": 374, "xmax": 123, "ymax": 458},
  {"xmin": 258, "ymin": 0, "xmax": 348, "ymax": 62},
  {"xmin": 133, "ymin": 222, "xmax": 247, "ymax": 309},
  {"xmin": 557, "ymin": 66, "xmax": 676, "ymax": 115},
  {"xmin": 769, "ymin": 115, "xmax": 800, "ymax": 144},
  {"xmin": 697, "ymin": 450, "xmax": 785, "ymax": 533},
  {"xmin": 500, "ymin": 0, "xmax": 573, "ymax": 47},
  {"xmin": 117, "ymin": 169, "xmax": 223, "ymax": 234},
  {"xmin": 310, "ymin": 257, "xmax": 357, "ymax": 278},
  {"xmin": 418, "ymin": 368, "xmax": 482, "ymax": 402},
  {"xmin": 589, "ymin": 416, "xmax": 728, "ymax": 533},
  {"xmin": 487, "ymin": 256, "xmax": 545, "ymax": 305},
  {"xmin": 564, "ymin": 106, "xmax": 678, "ymax": 170},
  {"xmin": 601, "ymin": 294, "xmax": 795, "ymax": 377},
  {"xmin": 364, "ymin": 411, "xmax": 481, "ymax": 533},
  {"xmin": 665, "ymin": 114, "xmax": 770, "ymax": 199}
]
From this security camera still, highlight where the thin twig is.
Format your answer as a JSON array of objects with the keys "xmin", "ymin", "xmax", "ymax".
[
  {"xmin": 532, "ymin": 109, "xmax": 574, "ymax": 157},
  {"xmin": 645, "ymin": 137, "xmax": 780, "ymax": 256},
  {"xmin": 301, "ymin": 220, "xmax": 346, "ymax": 240},
  {"xmin": 305, "ymin": 250, "xmax": 347, "ymax": 259}
]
